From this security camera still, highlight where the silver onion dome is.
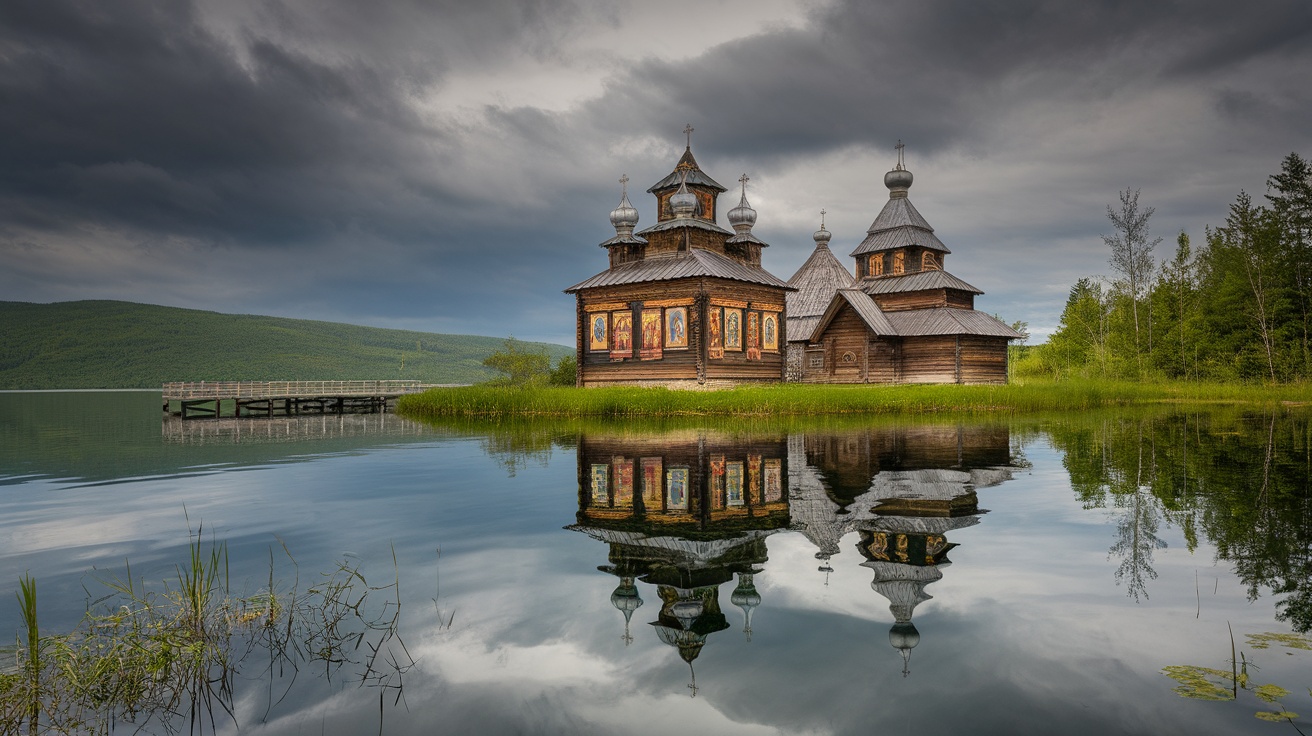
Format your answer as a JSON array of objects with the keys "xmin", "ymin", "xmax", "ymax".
[
  {"xmin": 727, "ymin": 173, "xmax": 757, "ymax": 233},
  {"xmin": 609, "ymin": 175, "xmax": 639, "ymax": 235},
  {"xmin": 884, "ymin": 168, "xmax": 914, "ymax": 192},
  {"xmin": 670, "ymin": 172, "xmax": 698, "ymax": 218},
  {"xmin": 813, "ymin": 209, "xmax": 831, "ymax": 245}
]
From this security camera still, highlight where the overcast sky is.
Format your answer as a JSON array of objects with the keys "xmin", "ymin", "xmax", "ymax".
[{"xmin": 3, "ymin": 0, "xmax": 1311, "ymax": 344}]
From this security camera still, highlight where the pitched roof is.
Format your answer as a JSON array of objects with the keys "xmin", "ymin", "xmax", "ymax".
[
  {"xmin": 565, "ymin": 248, "xmax": 792, "ymax": 293},
  {"xmin": 804, "ymin": 292, "xmax": 1023, "ymax": 341},
  {"xmin": 860, "ymin": 269, "xmax": 983, "ymax": 295},
  {"xmin": 852, "ymin": 226, "xmax": 950, "ymax": 255},
  {"xmin": 885, "ymin": 308, "xmax": 1025, "ymax": 338},
  {"xmin": 635, "ymin": 217, "xmax": 732, "ymax": 237},
  {"xmin": 785, "ymin": 243, "xmax": 855, "ymax": 339},
  {"xmin": 807, "ymin": 288, "xmax": 896, "ymax": 341},
  {"xmin": 647, "ymin": 147, "xmax": 727, "ymax": 192},
  {"xmin": 849, "ymin": 196, "xmax": 949, "ymax": 255}
]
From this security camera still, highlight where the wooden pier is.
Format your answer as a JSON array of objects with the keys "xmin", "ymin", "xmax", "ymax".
[{"xmin": 162, "ymin": 381, "xmax": 438, "ymax": 419}]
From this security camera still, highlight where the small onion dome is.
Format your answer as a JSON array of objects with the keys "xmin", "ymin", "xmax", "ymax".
[
  {"xmin": 889, "ymin": 621, "xmax": 920, "ymax": 677},
  {"xmin": 610, "ymin": 577, "xmax": 643, "ymax": 621},
  {"xmin": 813, "ymin": 211, "xmax": 831, "ymax": 246},
  {"xmin": 727, "ymin": 193, "xmax": 757, "ymax": 232},
  {"xmin": 609, "ymin": 191, "xmax": 639, "ymax": 231},
  {"xmin": 730, "ymin": 573, "xmax": 761, "ymax": 610},
  {"xmin": 670, "ymin": 173, "xmax": 698, "ymax": 218},
  {"xmin": 884, "ymin": 167, "xmax": 913, "ymax": 193}
]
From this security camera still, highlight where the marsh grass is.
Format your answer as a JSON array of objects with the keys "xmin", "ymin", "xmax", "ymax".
[
  {"xmin": 396, "ymin": 379, "xmax": 1312, "ymax": 421},
  {"xmin": 2, "ymin": 532, "xmax": 415, "ymax": 735}
]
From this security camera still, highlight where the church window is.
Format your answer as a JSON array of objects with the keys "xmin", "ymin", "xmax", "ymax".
[
  {"xmin": 871, "ymin": 256, "xmax": 883, "ymax": 277},
  {"xmin": 893, "ymin": 251, "xmax": 905, "ymax": 275},
  {"xmin": 922, "ymin": 251, "xmax": 940, "ymax": 270}
]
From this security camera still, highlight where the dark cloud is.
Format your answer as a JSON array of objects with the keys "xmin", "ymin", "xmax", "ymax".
[{"xmin": 2, "ymin": 0, "xmax": 1310, "ymax": 342}]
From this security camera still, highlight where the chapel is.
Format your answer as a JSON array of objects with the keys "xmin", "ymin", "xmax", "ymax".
[
  {"xmin": 565, "ymin": 129, "xmax": 792, "ymax": 387},
  {"xmin": 786, "ymin": 146, "xmax": 1023, "ymax": 383}
]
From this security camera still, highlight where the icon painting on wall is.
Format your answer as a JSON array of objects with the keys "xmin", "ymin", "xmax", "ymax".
[
  {"xmin": 665, "ymin": 307, "xmax": 688, "ymax": 349},
  {"xmin": 667, "ymin": 468, "xmax": 689, "ymax": 510},
  {"xmin": 640, "ymin": 309, "xmax": 663, "ymax": 360},
  {"xmin": 612, "ymin": 311, "xmax": 633, "ymax": 359},
  {"xmin": 763, "ymin": 313, "xmax": 778, "ymax": 351},
  {"xmin": 589, "ymin": 314, "xmax": 608, "ymax": 351},
  {"xmin": 708, "ymin": 308, "xmax": 724, "ymax": 359},
  {"xmin": 725, "ymin": 309, "xmax": 742, "ymax": 350}
]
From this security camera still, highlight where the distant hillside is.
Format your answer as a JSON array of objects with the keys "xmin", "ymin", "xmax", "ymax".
[{"xmin": 0, "ymin": 301, "xmax": 572, "ymax": 389}]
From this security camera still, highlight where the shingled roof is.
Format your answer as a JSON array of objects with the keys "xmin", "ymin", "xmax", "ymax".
[
  {"xmin": 785, "ymin": 242, "xmax": 855, "ymax": 342},
  {"xmin": 647, "ymin": 147, "xmax": 727, "ymax": 192},
  {"xmin": 860, "ymin": 269, "xmax": 983, "ymax": 296},
  {"xmin": 850, "ymin": 195, "xmax": 949, "ymax": 256},
  {"xmin": 565, "ymin": 248, "xmax": 792, "ymax": 293},
  {"xmin": 806, "ymin": 291, "xmax": 1023, "ymax": 341}
]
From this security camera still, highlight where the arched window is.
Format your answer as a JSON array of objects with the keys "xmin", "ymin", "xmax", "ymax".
[
  {"xmin": 871, "ymin": 256, "xmax": 883, "ymax": 277},
  {"xmin": 893, "ymin": 251, "xmax": 905, "ymax": 275},
  {"xmin": 922, "ymin": 251, "xmax": 940, "ymax": 271}
]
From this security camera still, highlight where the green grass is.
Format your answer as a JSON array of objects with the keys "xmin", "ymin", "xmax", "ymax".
[
  {"xmin": 396, "ymin": 378, "xmax": 1312, "ymax": 420},
  {"xmin": 0, "ymin": 300, "xmax": 571, "ymax": 389}
]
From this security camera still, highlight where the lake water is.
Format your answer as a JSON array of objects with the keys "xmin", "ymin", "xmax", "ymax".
[{"xmin": 1, "ymin": 391, "xmax": 1310, "ymax": 735}]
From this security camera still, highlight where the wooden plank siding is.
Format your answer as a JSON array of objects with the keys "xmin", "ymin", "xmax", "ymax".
[
  {"xmin": 797, "ymin": 305, "xmax": 1010, "ymax": 385},
  {"xmin": 577, "ymin": 277, "xmax": 786, "ymax": 387}
]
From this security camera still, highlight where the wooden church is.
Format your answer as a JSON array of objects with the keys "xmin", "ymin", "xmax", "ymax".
[
  {"xmin": 785, "ymin": 146, "xmax": 1023, "ymax": 384},
  {"xmin": 566, "ymin": 129, "xmax": 792, "ymax": 388},
  {"xmin": 568, "ymin": 134, "xmax": 1021, "ymax": 387}
]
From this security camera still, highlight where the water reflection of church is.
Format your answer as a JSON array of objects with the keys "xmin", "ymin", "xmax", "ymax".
[{"xmin": 567, "ymin": 424, "xmax": 1018, "ymax": 689}]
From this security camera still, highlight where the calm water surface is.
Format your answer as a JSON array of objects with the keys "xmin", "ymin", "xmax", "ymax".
[{"xmin": 1, "ymin": 391, "xmax": 1310, "ymax": 735}]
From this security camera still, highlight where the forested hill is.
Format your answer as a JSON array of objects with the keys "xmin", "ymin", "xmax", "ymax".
[{"xmin": 0, "ymin": 301, "xmax": 572, "ymax": 389}]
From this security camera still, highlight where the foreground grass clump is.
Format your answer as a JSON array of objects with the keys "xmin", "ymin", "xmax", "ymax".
[
  {"xmin": 1, "ymin": 532, "xmax": 414, "ymax": 735},
  {"xmin": 396, "ymin": 379, "xmax": 1312, "ymax": 419}
]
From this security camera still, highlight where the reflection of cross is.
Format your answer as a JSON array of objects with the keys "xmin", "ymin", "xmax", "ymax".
[
  {"xmin": 895, "ymin": 139, "xmax": 905, "ymax": 170},
  {"xmin": 684, "ymin": 123, "xmax": 694, "ymax": 148},
  {"xmin": 619, "ymin": 173, "xmax": 628, "ymax": 196}
]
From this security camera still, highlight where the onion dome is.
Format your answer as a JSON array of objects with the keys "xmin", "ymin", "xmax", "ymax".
[
  {"xmin": 885, "ymin": 139, "xmax": 913, "ymax": 197},
  {"xmin": 730, "ymin": 572, "xmax": 762, "ymax": 641},
  {"xmin": 889, "ymin": 621, "xmax": 921, "ymax": 677},
  {"xmin": 610, "ymin": 576, "xmax": 643, "ymax": 645},
  {"xmin": 670, "ymin": 171, "xmax": 698, "ymax": 219},
  {"xmin": 813, "ymin": 209, "xmax": 831, "ymax": 246},
  {"xmin": 609, "ymin": 174, "xmax": 639, "ymax": 234},
  {"xmin": 727, "ymin": 173, "xmax": 758, "ymax": 233}
]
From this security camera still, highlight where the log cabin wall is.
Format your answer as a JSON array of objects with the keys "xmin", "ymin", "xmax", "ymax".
[
  {"xmin": 578, "ymin": 277, "xmax": 786, "ymax": 387},
  {"xmin": 899, "ymin": 335, "xmax": 961, "ymax": 384},
  {"xmin": 871, "ymin": 289, "xmax": 948, "ymax": 312},
  {"xmin": 956, "ymin": 335, "xmax": 1010, "ymax": 384}
]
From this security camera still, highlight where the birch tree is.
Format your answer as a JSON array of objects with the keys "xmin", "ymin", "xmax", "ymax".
[{"xmin": 1104, "ymin": 189, "xmax": 1162, "ymax": 372}]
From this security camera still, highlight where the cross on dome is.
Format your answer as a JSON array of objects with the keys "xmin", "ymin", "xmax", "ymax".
[
  {"xmin": 684, "ymin": 123, "xmax": 694, "ymax": 148},
  {"xmin": 895, "ymin": 140, "xmax": 906, "ymax": 171},
  {"xmin": 619, "ymin": 174, "xmax": 629, "ymax": 196}
]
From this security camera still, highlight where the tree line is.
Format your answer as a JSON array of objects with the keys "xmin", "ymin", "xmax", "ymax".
[{"xmin": 1025, "ymin": 152, "xmax": 1312, "ymax": 382}]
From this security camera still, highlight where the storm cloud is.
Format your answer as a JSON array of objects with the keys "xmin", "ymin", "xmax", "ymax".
[{"xmin": 2, "ymin": 0, "xmax": 1310, "ymax": 341}]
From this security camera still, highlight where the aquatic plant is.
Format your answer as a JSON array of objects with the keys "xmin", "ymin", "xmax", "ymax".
[
  {"xmin": 1, "ymin": 532, "xmax": 416, "ymax": 735},
  {"xmin": 1164, "ymin": 630, "xmax": 1310, "ymax": 731}
]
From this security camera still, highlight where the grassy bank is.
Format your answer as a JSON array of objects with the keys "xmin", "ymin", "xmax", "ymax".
[{"xmin": 395, "ymin": 379, "xmax": 1312, "ymax": 420}]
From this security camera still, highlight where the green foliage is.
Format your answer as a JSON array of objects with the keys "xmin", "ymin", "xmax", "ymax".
[
  {"xmin": 481, "ymin": 338, "xmax": 553, "ymax": 386},
  {"xmin": 396, "ymin": 379, "xmax": 1312, "ymax": 420},
  {"xmin": 0, "ymin": 300, "xmax": 570, "ymax": 389},
  {"xmin": 548, "ymin": 355, "xmax": 577, "ymax": 386},
  {"xmin": 1037, "ymin": 152, "xmax": 1312, "ymax": 383}
]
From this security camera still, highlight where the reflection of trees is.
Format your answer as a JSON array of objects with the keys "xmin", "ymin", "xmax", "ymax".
[{"xmin": 1048, "ymin": 410, "xmax": 1312, "ymax": 627}]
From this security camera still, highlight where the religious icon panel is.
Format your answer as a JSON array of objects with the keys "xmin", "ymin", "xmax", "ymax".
[
  {"xmin": 611, "ymin": 311, "xmax": 633, "ymax": 359},
  {"xmin": 762, "ymin": 313, "xmax": 779, "ymax": 351},
  {"xmin": 588, "ymin": 313, "xmax": 608, "ymax": 352},
  {"xmin": 724, "ymin": 309, "xmax": 742, "ymax": 351},
  {"xmin": 640, "ymin": 309, "xmax": 663, "ymax": 360},
  {"xmin": 665, "ymin": 307, "xmax": 688, "ymax": 349}
]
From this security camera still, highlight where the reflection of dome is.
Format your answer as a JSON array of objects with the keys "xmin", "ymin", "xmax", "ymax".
[
  {"xmin": 730, "ymin": 572, "xmax": 762, "ymax": 640},
  {"xmin": 610, "ymin": 575, "xmax": 643, "ymax": 645},
  {"xmin": 889, "ymin": 621, "xmax": 920, "ymax": 678}
]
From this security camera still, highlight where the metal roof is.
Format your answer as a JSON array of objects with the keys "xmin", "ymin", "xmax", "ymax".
[
  {"xmin": 635, "ymin": 217, "xmax": 732, "ymax": 237},
  {"xmin": 850, "ymin": 226, "xmax": 950, "ymax": 255},
  {"xmin": 726, "ymin": 232, "xmax": 767, "ymax": 246},
  {"xmin": 885, "ymin": 308, "xmax": 1024, "ymax": 338},
  {"xmin": 598, "ymin": 233, "xmax": 648, "ymax": 247},
  {"xmin": 860, "ymin": 269, "xmax": 983, "ymax": 295},
  {"xmin": 565, "ymin": 248, "xmax": 792, "ymax": 293},
  {"xmin": 647, "ymin": 147, "xmax": 727, "ymax": 192},
  {"xmin": 808, "ymin": 288, "xmax": 897, "ymax": 341},
  {"xmin": 803, "ymin": 293, "xmax": 1022, "ymax": 341}
]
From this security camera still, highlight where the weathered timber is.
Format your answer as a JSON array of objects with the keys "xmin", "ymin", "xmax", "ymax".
[{"xmin": 162, "ymin": 380, "xmax": 440, "ymax": 419}]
